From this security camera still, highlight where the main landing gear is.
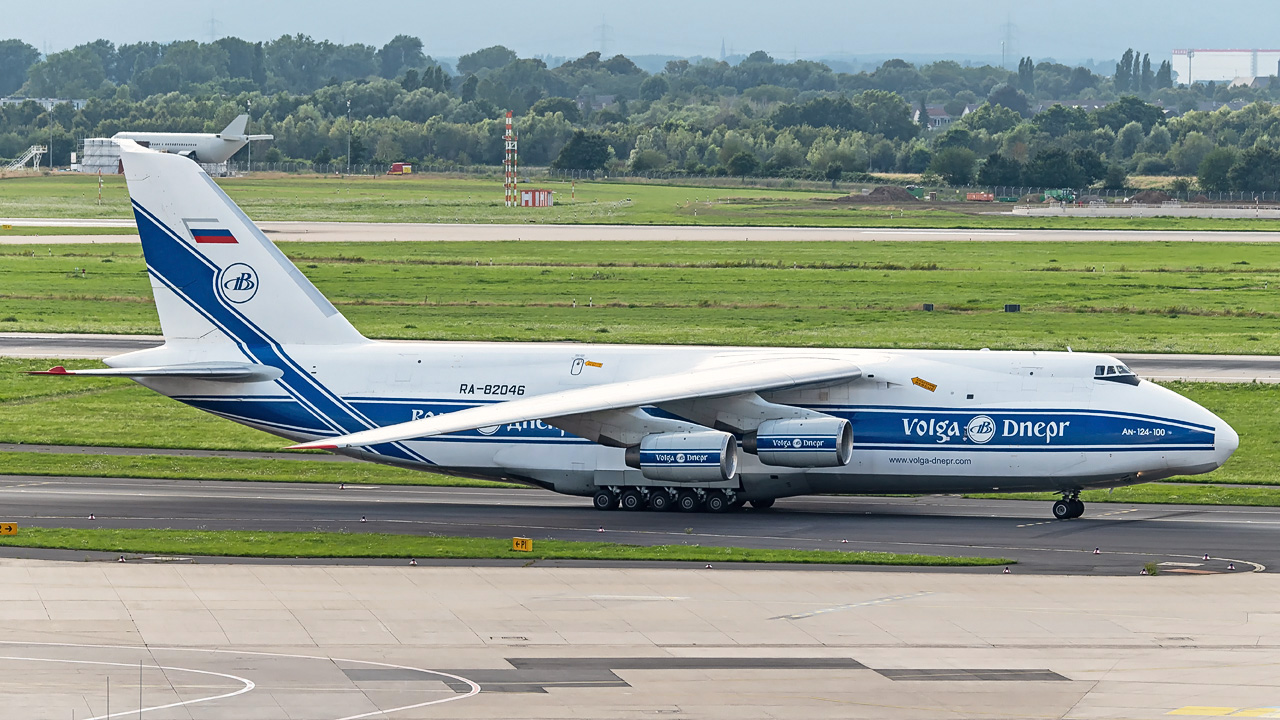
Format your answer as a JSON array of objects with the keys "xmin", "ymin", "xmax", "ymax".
[
  {"xmin": 1052, "ymin": 492, "xmax": 1085, "ymax": 520},
  {"xmin": 592, "ymin": 487, "xmax": 765, "ymax": 514}
]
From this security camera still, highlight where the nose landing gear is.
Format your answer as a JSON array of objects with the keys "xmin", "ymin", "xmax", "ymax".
[{"xmin": 1052, "ymin": 492, "xmax": 1084, "ymax": 520}]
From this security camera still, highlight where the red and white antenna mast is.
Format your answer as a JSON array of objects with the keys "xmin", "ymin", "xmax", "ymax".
[{"xmin": 503, "ymin": 111, "xmax": 518, "ymax": 207}]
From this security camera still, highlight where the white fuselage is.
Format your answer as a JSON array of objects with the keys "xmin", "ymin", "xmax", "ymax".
[
  {"xmin": 116, "ymin": 341, "xmax": 1238, "ymax": 501},
  {"xmin": 112, "ymin": 132, "xmax": 246, "ymax": 164}
]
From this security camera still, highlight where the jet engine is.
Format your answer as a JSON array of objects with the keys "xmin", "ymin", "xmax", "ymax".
[
  {"xmin": 625, "ymin": 430, "xmax": 738, "ymax": 482},
  {"xmin": 743, "ymin": 417, "xmax": 853, "ymax": 468}
]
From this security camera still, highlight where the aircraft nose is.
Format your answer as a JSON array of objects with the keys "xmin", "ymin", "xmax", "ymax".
[{"xmin": 1213, "ymin": 417, "xmax": 1240, "ymax": 468}]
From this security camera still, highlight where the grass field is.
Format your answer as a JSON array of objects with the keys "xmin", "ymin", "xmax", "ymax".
[
  {"xmin": 0, "ymin": 527, "xmax": 1010, "ymax": 566},
  {"xmin": 6, "ymin": 239, "xmax": 1280, "ymax": 353},
  {"xmin": 3, "ymin": 172, "xmax": 1280, "ymax": 230}
]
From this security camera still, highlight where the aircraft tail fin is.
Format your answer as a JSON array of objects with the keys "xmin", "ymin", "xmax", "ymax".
[
  {"xmin": 219, "ymin": 114, "xmax": 249, "ymax": 139},
  {"xmin": 119, "ymin": 139, "xmax": 366, "ymax": 348}
]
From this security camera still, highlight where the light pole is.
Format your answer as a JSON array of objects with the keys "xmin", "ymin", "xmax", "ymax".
[
  {"xmin": 246, "ymin": 100, "xmax": 252, "ymax": 174},
  {"xmin": 346, "ymin": 99, "xmax": 352, "ymax": 174}
]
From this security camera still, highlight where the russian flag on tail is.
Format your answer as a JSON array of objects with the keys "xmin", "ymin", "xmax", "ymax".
[{"xmin": 191, "ymin": 228, "xmax": 237, "ymax": 244}]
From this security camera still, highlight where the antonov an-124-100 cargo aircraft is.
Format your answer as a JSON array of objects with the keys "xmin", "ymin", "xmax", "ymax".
[{"xmin": 36, "ymin": 141, "xmax": 1239, "ymax": 519}]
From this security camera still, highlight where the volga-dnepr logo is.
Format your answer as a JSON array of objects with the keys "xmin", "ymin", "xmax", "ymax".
[
  {"xmin": 218, "ymin": 263, "xmax": 259, "ymax": 304},
  {"xmin": 965, "ymin": 415, "xmax": 996, "ymax": 444}
]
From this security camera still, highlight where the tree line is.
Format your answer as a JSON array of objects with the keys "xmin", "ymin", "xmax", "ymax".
[{"xmin": 3, "ymin": 36, "xmax": 1280, "ymax": 191}]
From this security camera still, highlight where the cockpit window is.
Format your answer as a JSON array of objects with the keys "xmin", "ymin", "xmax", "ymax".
[{"xmin": 1095, "ymin": 362, "xmax": 1139, "ymax": 385}]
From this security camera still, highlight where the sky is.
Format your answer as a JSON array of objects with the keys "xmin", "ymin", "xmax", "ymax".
[{"xmin": 10, "ymin": 0, "xmax": 1280, "ymax": 66}]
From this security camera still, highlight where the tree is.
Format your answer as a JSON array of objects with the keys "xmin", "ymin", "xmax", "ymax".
[
  {"xmin": 313, "ymin": 146, "xmax": 332, "ymax": 165},
  {"xmin": 551, "ymin": 129, "xmax": 610, "ymax": 170},
  {"xmin": 0, "ymin": 39, "xmax": 41, "ymax": 95},
  {"xmin": 1142, "ymin": 125, "xmax": 1172, "ymax": 156},
  {"xmin": 986, "ymin": 83, "xmax": 1029, "ymax": 117},
  {"xmin": 1022, "ymin": 148, "xmax": 1085, "ymax": 188},
  {"xmin": 22, "ymin": 46, "xmax": 107, "ymax": 97},
  {"xmin": 639, "ymin": 74, "xmax": 668, "ymax": 102},
  {"xmin": 530, "ymin": 96, "xmax": 581, "ymax": 123},
  {"xmin": 457, "ymin": 45, "xmax": 517, "ymax": 76},
  {"xmin": 930, "ymin": 147, "xmax": 977, "ymax": 185},
  {"xmin": 1114, "ymin": 49, "xmax": 1135, "ymax": 93},
  {"xmin": 1140, "ymin": 53, "xmax": 1154, "ymax": 94},
  {"xmin": 977, "ymin": 153, "xmax": 1023, "ymax": 186},
  {"xmin": 459, "ymin": 74, "xmax": 478, "ymax": 102},
  {"xmin": 1197, "ymin": 147, "xmax": 1237, "ymax": 192},
  {"xmin": 1155, "ymin": 60, "xmax": 1173, "ymax": 90},
  {"xmin": 1102, "ymin": 164, "xmax": 1128, "ymax": 190},
  {"xmin": 1113, "ymin": 121, "xmax": 1145, "ymax": 159},
  {"xmin": 726, "ymin": 151, "xmax": 759, "ymax": 179},
  {"xmin": 852, "ymin": 89, "xmax": 918, "ymax": 141},
  {"xmin": 1017, "ymin": 56, "xmax": 1035, "ymax": 94},
  {"xmin": 1227, "ymin": 146, "xmax": 1280, "ymax": 191},
  {"xmin": 958, "ymin": 102, "xmax": 1021, "ymax": 134},
  {"xmin": 1092, "ymin": 96, "xmax": 1165, "ymax": 132},
  {"xmin": 1071, "ymin": 149, "xmax": 1106, "ymax": 185},
  {"xmin": 825, "ymin": 162, "xmax": 844, "ymax": 188},
  {"xmin": 377, "ymin": 35, "xmax": 426, "ymax": 78},
  {"xmin": 1171, "ymin": 131, "xmax": 1214, "ymax": 175},
  {"xmin": 400, "ymin": 68, "xmax": 420, "ymax": 91}
]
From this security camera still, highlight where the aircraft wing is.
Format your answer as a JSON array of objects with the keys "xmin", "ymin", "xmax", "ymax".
[
  {"xmin": 30, "ymin": 362, "xmax": 283, "ymax": 382},
  {"xmin": 288, "ymin": 356, "xmax": 861, "ymax": 450}
]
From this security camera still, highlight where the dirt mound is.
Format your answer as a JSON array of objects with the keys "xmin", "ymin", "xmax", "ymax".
[
  {"xmin": 1191, "ymin": 194, "xmax": 1210, "ymax": 203},
  {"xmin": 835, "ymin": 185, "xmax": 919, "ymax": 203},
  {"xmin": 1130, "ymin": 190, "xmax": 1172, "ymax": 204}
]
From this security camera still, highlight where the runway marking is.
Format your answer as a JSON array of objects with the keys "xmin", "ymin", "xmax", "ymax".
[
  {"xmin": 771, "ymin": 591, "xmax": 933, "ymax": 620},
  {"xmin": 0, "ymin": 655, "xmax": 254, "ymax": 719},
  {"xmin": 0, "ymin": 641, "xmax": 481, "ymax": 719},
  {"xmin": 587, "ymin": 595, "xmax": 690, "ymax": 601},
  {"xmin": 1017, "ymin": 508, "xmax": 1137, "ymax": 528}
]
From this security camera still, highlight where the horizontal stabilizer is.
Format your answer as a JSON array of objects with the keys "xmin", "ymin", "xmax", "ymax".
[
  {"xmin": 289, "ymin": 356, "xmax": 861, "ymax": 450},
  {"xmin": 31, "ymin": 362, "xmax": 283, "ymax": 382}
]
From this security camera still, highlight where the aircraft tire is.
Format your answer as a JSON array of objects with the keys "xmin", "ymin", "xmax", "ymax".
[
  {"xmin": 676, "ymin": 490, "xmax": 702, "ymax": 513},
  {"xmin": 704, "ymin": 490, "xmax": 729, "ymax": 513},
  {"xmin": 593, "ymin": 489, "xmax": 619, "ymax": 511},
  {"xmin": 750, "ymin": 498, "xmax": 775, "ymax": 510},
  {"xmin": 1052, "ymin": 500, "xmax": 1072, "ymax": 520},
  {"xmin": 620, "ymin": 489, "xmax": 645, "ymax": 511},
  {"xmin": 648, "ymin": 490, "xmax": 674, "ymax": 512},
  {"xmin": 1068, "ymin": 500, "xmax": 1085, "ymax": 518}
]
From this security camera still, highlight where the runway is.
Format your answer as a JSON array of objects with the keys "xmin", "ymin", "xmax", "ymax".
[
  {"xmin": 4, "ymin": 218, "xmax": 1280, "ymax": 243},
  {"xmin": 0, "ymin": 476, "xmax": 1268, "ymax": 574},
  {"xmin": 4, "ymin": 332, "xmax": 1279, "ymax": 382}
]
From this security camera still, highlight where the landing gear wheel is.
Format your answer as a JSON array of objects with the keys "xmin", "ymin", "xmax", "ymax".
[
  {"xmin": 1052, "ymin": 500, "xmax": 1072, "ymax": 520},
  {"xmin": 750, "ymin": 498, "xmax": 776, "ymax": 510},
  {"xmin": 619, "ymin": 489, "xmax": 645, "ymax": 511},
  {"xmin": 676, "ymin": 490, "xmax": 703, "ymax": 513},
  {"xmin": 704, "ymin": 490, "xmax": 729, "ymax": 513},
  {"xmin": 1068, "ymin": 499, "xmax": 1085, "ymax": 519},
  {"xmin": 592, "ymin": 489, "xmax": 619, "ymax": 511},
  {"xmin": 648, "ymin": 490, "xmax": 673, "ymax": 512}
]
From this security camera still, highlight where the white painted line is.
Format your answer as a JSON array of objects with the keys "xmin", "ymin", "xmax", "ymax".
[
  {"xmin": 0, "ymin": 641, "xmax": 482, "ymax": 718},
  {"xmin": 0, "ymin": 655, "xmax": 254, "ymax": 720}
]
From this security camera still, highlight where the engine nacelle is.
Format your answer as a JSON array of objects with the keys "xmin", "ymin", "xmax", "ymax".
[
  {"xmin": 624, "ymin": 430, "xmax": 739, "ymax": 482},
  {"xmin": 744, "ymin": 417, "xmax": 853, "ymax": 468}
]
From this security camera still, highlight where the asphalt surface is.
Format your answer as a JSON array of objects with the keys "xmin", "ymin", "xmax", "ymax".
[
  {"xmin": 0, "ymin": 475, "xmax": 1266, "ymax": 574},
  {"xmin": 5, "ymin": 219, "xmax": 1280, "ymax": 243},
  {"xmin": 4, "ymin": 332, "xmax": 1279, "ymax": 382}
]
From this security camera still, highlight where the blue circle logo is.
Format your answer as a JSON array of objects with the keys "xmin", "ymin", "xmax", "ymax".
[{"xmin": 218, "ymin": 263, "xmax": 259, "ymax": 304}]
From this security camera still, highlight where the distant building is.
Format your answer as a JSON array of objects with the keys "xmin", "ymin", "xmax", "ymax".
[
  {"xmin": 1229, "ymin": 76, "xmax": 1273, "ymax": 89},
  {"xmin": 575, "ymin": 94, "xmax": 617, "ymax": 112},
  {"xmin": 913, "ymin": 104, "xmax": 957, "ymax": 129},
  {"xmin": 0, "ymin": 97, "xmax": 88, "ymax": 111},
  {"xmin": 1172, "ymin": 49, "xmax": 1280, "ymax": 84}
]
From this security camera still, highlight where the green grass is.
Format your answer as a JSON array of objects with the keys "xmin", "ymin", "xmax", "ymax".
[
  {"xmin": 968, "ymin": 484, "xmax": 1280, "ymax": 507},
  {"xmin": 7, "ymin": 240, "xmax": 1280, "ymax": 352},
  {"xmin": 3, "ymin": 172, "xmax": 1280, "ymax": 230},
  {"xmin": 0, "ymin": 226, "xmax": 135, "ymax": 236},
  {"xmin": 0, "ymin": 452, "xmax": 517, "ymax": 487},
  {"xmin": 0, "ymin": 527, "xmax": 1010, "ymax": 565}
]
